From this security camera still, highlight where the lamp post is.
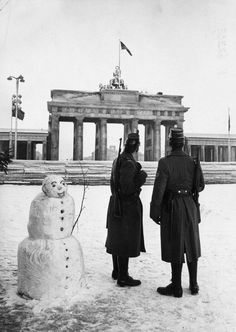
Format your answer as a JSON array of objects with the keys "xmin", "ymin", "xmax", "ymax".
[
  {"xmin": 228, "ymin": 107, "xmax": 231, "ymax": 162},
  {"xmin": 7, "ymin": 75, "xmax": 25, "ymax": 159}
]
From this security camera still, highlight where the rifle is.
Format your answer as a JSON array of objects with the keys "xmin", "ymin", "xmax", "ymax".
[
  {"xmin": 183, "ymin": 136, "xmax": 190, "ymax": 155},
  {"xmin": 113, "ymin": 138, "xmax": 122, "ymax": 218},
  {"xmin": 193, "ymin": 149, "xmax": 201, "ymax": 222}
]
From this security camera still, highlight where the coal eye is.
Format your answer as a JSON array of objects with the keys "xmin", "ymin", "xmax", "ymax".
[{"xmin": 52, "ymin": 184, "xmax": 56, "ymax": 187}]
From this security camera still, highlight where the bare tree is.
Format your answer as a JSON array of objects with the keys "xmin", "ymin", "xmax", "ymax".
[{"xmin": 71, "ymin": 162, "xmax": 89, "ymax": 234}]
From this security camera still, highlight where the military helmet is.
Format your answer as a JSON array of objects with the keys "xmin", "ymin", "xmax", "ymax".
[
  {"xmin": 169, "ymin": 127, "xmax": 184, "ymax": 143},
  {"xmin": 126, "ymin": 130, "xmax": 140, "ymax": 145}
]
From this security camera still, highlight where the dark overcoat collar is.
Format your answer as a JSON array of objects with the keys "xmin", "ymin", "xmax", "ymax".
[
  {"xmin": 121, "ymin": 151, "xmax": 136, "ymax": 162},
  {"xmin": 168, "ymin": 150, "xmax": 188, "ymax": 157}
]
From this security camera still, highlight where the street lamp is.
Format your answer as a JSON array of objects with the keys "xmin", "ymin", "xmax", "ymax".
[{"xmin": 7, "ymin": 75, "xmax": 25, "ymax": 159}]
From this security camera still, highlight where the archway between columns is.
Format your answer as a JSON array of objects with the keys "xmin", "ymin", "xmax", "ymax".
[
  {"xmin": 138, "ymin": 124, "xmax": 145, "ymax": 161},
  {"xmin": 83, "ymin": 122, "xmax": 95, "ymax": 160},
  {"xmin": 59, "ymin": 122, "xmax": 73, "ymax": 160},
  {"xmin": 161, "ymin": 124, "xmax": 165, "ymax": 157},
  {"xmin": 35, "ymin": 143, "xmax": 42, "ymax": 160},
  {"xmin": 107, "ymin": 124, "xmax": 123, "ymax": 160}
]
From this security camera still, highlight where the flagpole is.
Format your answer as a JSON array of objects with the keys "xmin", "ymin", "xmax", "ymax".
[
  {"xmin": 9, "ymin": 102, "xmax": 13, "ymax": 152},
  {"xmin": 118, "ymin": 39, "xmax": 121, "ymax": 69},
  {"xmin": 228, "ymin": 107, "xmax": 231, "ymax": 162}
]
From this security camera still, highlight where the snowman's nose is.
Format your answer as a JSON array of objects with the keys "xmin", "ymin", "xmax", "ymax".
[{"xmin": 57, "ymin": 185, "xmax": 62, "ymax": 190}]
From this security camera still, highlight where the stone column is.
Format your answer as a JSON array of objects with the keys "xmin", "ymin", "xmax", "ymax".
[
  {"xmin": 132, "ymin": 119, "xmax": 139, "ymax": 160},
  {"xmin": 73, "ymin": 117, "xmax": 83, "ymax": 160},
  {"xmin": 164, "ymin": 123, "xmax": 172, "ymax": 156},
  {"xmin": 223, "ymin": 147, "xmax": 228, "ymax": 161},
  {"xmin": 231, "ymin": 146, "xmax": 235, "ymax": 161},
  {"xmin": 131, "ymin": 118, "xmax": 139, "ymax": 133},
  {"xmin": 123, "ymin": 119, "xmax": 139, "ymax": 144},
  {"xmin": 42, "ymin": 141, "xmax": 47, "ymax": 160},
  {"xmin": 51, "ymin": 114, "xmax": 60, "ymax": 160},
  {"xmin": 201, "ymin": 145, "xmax": 205, "ymax": 161},
  {"xmin": 32, "ymin": 143, "xmax": 37, "ymax": 160},
  {"xmin": 232, "ymin": 147, "xmax": 236, "ymax": 161},
  {"xmin": 153, "ymin": 120, "xmax": 161, "ymax": 161},
  {"xmin": 95, "ymin": 119, "xmax": 107, "ymax": 160},
  {"xmin": 214, "ymin": 145, "xmax": 218, "ymax": 162},
  {"xmin": 47, "ymin": 115, "xmax": 52, "ymax": 160},
  {"xmin": 95, "ymin": 121, "xmax": 100, "ymax": 160},
  {"xmin": 210, "ymin": 147, "xmax": 214, "ymax": 161},
  {"xmin": 218, "ymin": 146, "xmax": 222, "ymax": 161},
  {"xmin": 100, "ymin": 118, "xmax": 107, "ymax": 160},
  {"xmin": 123, "ymin": 121, "xmax": 131, "ymax": 144},
  {"xmin": 228, "ymin": 146, "xmax": 231, "ymax": 162},
  {"xmin": 188, "ymin": 145, "xmax": 192, "ymax": 157},
  {"xmin": 27, "ymin": 141, "xmax": 32, "ymax": 160},
  {"xmin": 144, "ymin": 122, "xmax": 153, "ymax": 161}
]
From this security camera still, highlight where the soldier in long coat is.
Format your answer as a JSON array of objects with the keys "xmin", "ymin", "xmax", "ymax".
[
  {"xmin": 106, "ymin": 132, "xmax": 147, "ymax": 287},
  {"xmin": 150, "ymin": 127, "xmax": 204, "ymax": 297}
]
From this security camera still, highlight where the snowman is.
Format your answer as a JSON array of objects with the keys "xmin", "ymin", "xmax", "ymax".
[{"xmin": 17, "ymin": 175, "xmax": 85, "ymax": 300}]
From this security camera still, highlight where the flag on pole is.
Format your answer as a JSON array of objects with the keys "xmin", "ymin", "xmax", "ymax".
[
  {"xmin": 12, "ymin": 109, "xmax": 25, "ymax": 120},
  {"xmin": 228, "ymin": 108, "xmax": 231, "ymax": 133},
  {"xmin": 120, "ymin": 41, "xmax": 132, "ymax": 56}
]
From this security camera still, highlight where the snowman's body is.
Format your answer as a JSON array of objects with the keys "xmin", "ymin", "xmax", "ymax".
[{"xmin": 17, "ymin": 176, "xmax": 85, "ymax": 300}]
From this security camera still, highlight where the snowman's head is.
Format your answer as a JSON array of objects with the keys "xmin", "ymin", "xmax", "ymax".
[{"xmin": 42, "ymin": 175, "xmax": 68, "ymax": 198}]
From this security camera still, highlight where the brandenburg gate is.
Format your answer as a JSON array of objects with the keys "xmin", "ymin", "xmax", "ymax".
[{"xmin": 47, "ymin": 67, "xmax": 188, "ymax": 161}]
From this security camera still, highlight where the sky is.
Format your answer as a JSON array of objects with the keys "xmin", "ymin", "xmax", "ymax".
[{"xmin": 0, "ymin": 0, "xmax": 236, "ymax": 158}]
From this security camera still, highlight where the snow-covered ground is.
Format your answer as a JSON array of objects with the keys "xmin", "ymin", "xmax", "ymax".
[{"xmin": 0, "ymin": 184, "xmax": 236, "ymax": 332}]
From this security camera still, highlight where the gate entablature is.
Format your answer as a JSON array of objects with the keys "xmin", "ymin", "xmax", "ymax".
[{"xmin": 47, "ymin": 88, "xmax": 188, "ymax": 161}]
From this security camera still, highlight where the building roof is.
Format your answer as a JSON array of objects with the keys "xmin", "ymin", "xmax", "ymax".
[
  {"xmin": 0, "ymin": 129, "xmax": 235, "ymax": 139},
  {"xmin": 186, "ymin": 133, "xmax": 236, "ymax": 139},
  {"xmin": 0, "ymin": 128, "xmax": 48, "ymax": 134}
]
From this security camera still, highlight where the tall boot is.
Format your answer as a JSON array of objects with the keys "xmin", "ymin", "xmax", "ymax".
[
  {"xmin": 187, "ymin": 260, "xmax": 199, "ymax": 295},
  {"xmin": 111, "ymin": 255, "xmax": 118, "ymax": 280},
  {"xmin": 157, "ymin": 263, "xmax": 183, "ymax": 298},
  {"xmin": 117, "ymin": 256, "xmax": 141, "ymax": 287},
  {"xmin": 171, "ymin": 263, "xmax": 183, "ymax": 296}
]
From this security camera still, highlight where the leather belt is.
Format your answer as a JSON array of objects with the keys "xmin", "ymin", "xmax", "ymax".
[{"xmin": 171, "ymin": 189, "xmax": 192, "ymax": 196}]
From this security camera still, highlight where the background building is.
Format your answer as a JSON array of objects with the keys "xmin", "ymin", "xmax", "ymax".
[
  {"xmin": 187, "ymin": 133, "xmax": 236, "ymax": 162},
  {"xmin": 0, "ymin": 129, "xmax": 47, "ymax": 160},
  {"xmin": 1, "ymin": 129, "xmax": 235, "ymax": 162}
]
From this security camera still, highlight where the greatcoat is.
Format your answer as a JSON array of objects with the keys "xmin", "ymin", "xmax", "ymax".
[
  {"xmin": 150, "ymin": 150, "xmax": 205, "ymax": 263},
  {"xmin": 105, "ymin": 151, "xmax": 146, "ymax": 257}
]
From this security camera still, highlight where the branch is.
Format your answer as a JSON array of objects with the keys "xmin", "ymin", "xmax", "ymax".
[{"xmin": 71, "ymin": 161, "xmax": 89, "ymax": 234}]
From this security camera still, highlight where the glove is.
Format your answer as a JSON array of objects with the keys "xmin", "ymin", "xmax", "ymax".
[{"xmin": 138, "ymin": 170, "xmax": 147, "ymax": 186}]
